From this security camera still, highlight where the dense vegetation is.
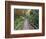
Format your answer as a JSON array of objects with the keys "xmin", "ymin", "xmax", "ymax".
[
  {"xmin": 28, "ymin": 9, "xmax": 39, "ymax": 29},
  {"xmin": 14, "ymin": 9, "xmax": 39, "ymax": 30}
]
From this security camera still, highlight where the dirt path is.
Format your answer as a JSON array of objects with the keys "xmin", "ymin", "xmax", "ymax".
[{"xmin": 23, "ymin": 18, "xmax": 34, "ymax": 30}]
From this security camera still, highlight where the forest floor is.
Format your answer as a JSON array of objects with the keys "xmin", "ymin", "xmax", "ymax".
[{"xmin": 23, "ymin": 18, "xmax": 34, "ymax": 30}]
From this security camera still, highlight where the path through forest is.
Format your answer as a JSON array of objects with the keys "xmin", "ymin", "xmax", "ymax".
[{"xmin": 23, "ymin": 18, "xmax": 34, "ymax": 30}]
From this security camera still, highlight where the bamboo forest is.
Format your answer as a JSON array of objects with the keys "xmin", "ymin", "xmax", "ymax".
[{"xmin": 14, "ymin": 9, "xmax": 39, "ymax": 30}]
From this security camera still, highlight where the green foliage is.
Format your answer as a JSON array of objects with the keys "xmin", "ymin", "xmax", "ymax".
[
  {"xmin": 14, "ymin": 15, "xmax": 24, "ymax": 30},
  {"xmin": 14, "ymin": 9, "xmax": 39, "ymax": 30},
  {"xmin": 28, "ymin": 10, "xmax": 39, "ymax": 29}
]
